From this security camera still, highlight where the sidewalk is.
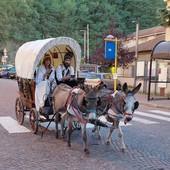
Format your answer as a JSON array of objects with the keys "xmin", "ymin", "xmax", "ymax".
[{"xmin": 136, "ymin": 93, "xmax": 170, "ymax": 111}]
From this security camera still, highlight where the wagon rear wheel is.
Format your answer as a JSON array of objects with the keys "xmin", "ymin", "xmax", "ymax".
[
  {"xmin": 15, "ymin": 97, "xmax": 25, "ymax": 125},
  {"xmin": 29, "ymin": 108, "xmax": 38, "ymax": 134}
]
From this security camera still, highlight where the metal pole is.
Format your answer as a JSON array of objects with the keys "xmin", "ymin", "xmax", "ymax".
[
  {"xmin": 135, "ymin": 22, "xmax": 139, "ymax": 58},
  {"xmin": 114, "ymin": 38, "xmax": 118, "ymax": 91},
  {"xmin": 80, "ymin": 30, "xmax": 87, "ymax": 64},
  {"xmin": 84, "ymin": 30, "xmax": 86, "ymax": 64},
  {"xmin": 87, "ymin": 24, "xmax": 89, "ymax": 63},
  {"xmin": 134, "ymin": 21, "xmax": 139, "ymax": 87}
]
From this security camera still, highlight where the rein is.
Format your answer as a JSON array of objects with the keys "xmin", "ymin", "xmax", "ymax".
[{"xmin": 68, "ymin": 92, "xmax": 87, "ymax": 124}]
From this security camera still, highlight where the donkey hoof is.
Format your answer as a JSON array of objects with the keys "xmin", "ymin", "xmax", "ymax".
[
  {"xmin": 84, "ymin": 149, "xmax": 90, "ymax": 154},
  {"xmin": 105, "ymin": 140, "xmax": 110, "ymax": 145},
  {"xmin": 98, "ymin": 135, "xmax": 102, "ymax": 140},
  {"xmin": 67, "ymin": 143, "xmax": 71, "ymax": 148},
  {"xmin": 55, "ymin": 133, "xmax": 58, "ymax": 139},
  {"xmin": 92, "ymin": 129, "xmax": 95, "ymax": 133},
  {"xmin": 121, "ymin": 148, "xmax": 126, "ymax": 152}
]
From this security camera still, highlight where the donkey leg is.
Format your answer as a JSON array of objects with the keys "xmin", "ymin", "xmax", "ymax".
[
  {"xmin": 55, "ymin": 112, "xmax": 59, "ymax": 139},
  {"xmin": 60, "ymin": 117, "xmax": 65, "ymax": 139},
  {"xmin": 96, "ymin": 126, "xmax": 102, "ymax": 140},
  {"xmin": 61, "ymin": 111, "xmax": 69, "ymax": 139},
  {"xmin": 82, "ymin": 124, "xmax": 90, "ymax": 154},
  {"xmin": 117, "ymin": 126, "xmax": 126, "ymax": 151},
  {"xmin": 91, "ymin": 124, "xmax": 96, "ymax": 133},
  {"xmin": 66, "ymin": 119, "xmax": 72, "ymax": 148},
  {"xmin": 105, "ymin": 126, "xmax": 114, "ymax": 144}
]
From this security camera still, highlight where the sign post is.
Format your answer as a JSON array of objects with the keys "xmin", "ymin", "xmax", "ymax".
[{"xmin": 105, "ymin": 35, "xmax": 118, "ymax": 90}]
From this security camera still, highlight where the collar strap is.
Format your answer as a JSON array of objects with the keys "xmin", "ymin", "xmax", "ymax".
[{"xmin": 86, "ymin": 109, "xmax": 96, "ymax": 113}]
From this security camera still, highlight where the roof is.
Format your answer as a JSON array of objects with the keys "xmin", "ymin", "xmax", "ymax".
[
  {"xmin": 128, "ymin": 34, "xmax": 165, "ymax": 52},
  {"xmin": 15, "ymin": 37, "xmax": 81, "ymax": 79},
  {"xmin": 128, "ymin": 25, "xmax": 165, "ymax": 38}
]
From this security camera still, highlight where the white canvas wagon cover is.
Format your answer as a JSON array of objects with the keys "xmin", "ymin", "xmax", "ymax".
[{"xmin": 15, "ymin": 36, "xmax": 81, "ymax": 79}]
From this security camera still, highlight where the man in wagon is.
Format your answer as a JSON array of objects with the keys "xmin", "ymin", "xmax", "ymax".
[
  {"xmin": 55, "ymin": 52, "xmax": 77, "ymax": 87},
  {"xmin": 35, "ymin": 54, "xmax": 56, "ymax": 113}
]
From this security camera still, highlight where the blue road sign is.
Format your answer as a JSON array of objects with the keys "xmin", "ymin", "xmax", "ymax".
[{"xmin": 105, "ymin": 41, "xmax": 116, "ymax": 59}]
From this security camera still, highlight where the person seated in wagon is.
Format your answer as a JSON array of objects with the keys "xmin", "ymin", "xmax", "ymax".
[
  {"xmin": 35, "ymin": 54, "xmax": 56, "ymax": 112},
  {"xmin": 55, "ymin": 52, "xmax": 77, "ymax": 87}
]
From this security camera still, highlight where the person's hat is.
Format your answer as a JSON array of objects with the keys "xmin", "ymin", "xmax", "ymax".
[
  {"xmin": 64, "ymin": 53, "xmax": 72, "ymax": 61},
  {"xmin": 43, "ymin": 54, "xmax": 51, "ymax": 63}
]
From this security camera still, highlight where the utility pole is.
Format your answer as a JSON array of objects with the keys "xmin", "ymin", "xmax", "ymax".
[{"xmin": 87, "ymin": 24, "xmax": 89, "ymax": 63}]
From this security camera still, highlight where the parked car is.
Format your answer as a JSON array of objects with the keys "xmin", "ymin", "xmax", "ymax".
[
  {"xmin": 0, "ymin": 65, "xmax": 15, "ymax": 79},
  {"xmin": 8, "ymin": 67, "xmax": 16, "ymax": 79},
  {"xmin": 84, "ymin": 73, "xmax": 120, "ymax": 90},
  {"xmin": 78, "ymin": 70, "xmax": 94, "ymax": 78},
  {"xmin": 0, "ymin": 67, "xmax": 10, "ymax": 78}
]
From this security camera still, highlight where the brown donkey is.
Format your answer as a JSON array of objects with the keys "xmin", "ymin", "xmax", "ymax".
[{"xmin": 52, "ymin": 83, "xmax": 104, "ymax": 154}]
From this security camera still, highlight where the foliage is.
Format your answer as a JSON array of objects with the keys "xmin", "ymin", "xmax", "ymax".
[
  {"xmin": 158, "ymin": 8, "xmax": 170, "ymax": 27},
  {"xmin": 0, "ymin": 0, "xmax": 165, "ymax": 67}
]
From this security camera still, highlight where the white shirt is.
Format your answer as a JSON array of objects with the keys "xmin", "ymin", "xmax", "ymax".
[
  {"xmin": 56, "ymin": 64, "xmax": 74, "ymax": 81},
  {"xmin": 35, "ymin": 64, "xmax": 55, "ymax": 84},
  {"xmin": 35, "ymin": 64, "xmax": 55, "ymax": 110}
]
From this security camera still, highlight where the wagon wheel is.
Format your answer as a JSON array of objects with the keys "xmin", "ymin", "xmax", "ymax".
[
  {"xmin": 29, "ymin": 108, "xmax": 39, "ymax": 134},
  {"xmin": 15, "ymin": 97, "xmax": 25, "ymax": 125}
]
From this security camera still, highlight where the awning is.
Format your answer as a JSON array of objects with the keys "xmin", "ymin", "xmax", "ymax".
[{"xmin": 151, "ymin": 41, "xmax": 170, "ymax": 60}]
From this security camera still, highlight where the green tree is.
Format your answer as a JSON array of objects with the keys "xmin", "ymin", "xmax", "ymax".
[
  {"xmin": 90, "ymin": 19, "xmax": 135, "ymax": 68},
  {"xmin": 0, "ymin": 0, "xmax": 166, "ymax": 65}
]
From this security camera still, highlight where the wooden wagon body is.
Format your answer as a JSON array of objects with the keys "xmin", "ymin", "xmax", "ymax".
[{"xmin": 15, "ymin": 37, "xmax": 81, "ymax": 133}]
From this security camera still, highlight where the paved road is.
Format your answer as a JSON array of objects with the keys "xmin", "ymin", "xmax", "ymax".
[{"xmin": 0, "ymin": 79, "xmax": 170, "ymax": 170}]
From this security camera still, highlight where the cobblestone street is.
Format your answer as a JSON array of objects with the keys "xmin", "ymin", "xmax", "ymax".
[{"xmin": 0, "ymin": 79, "xmax": 170, "ymax": 170}]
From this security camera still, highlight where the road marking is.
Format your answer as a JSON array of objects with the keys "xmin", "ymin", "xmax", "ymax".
[
  {"xmin": 26, "ymin": 115, "xmax": 131, "ymax": 130},
  {"xmin": 132, "ymin": 117, "xmax": 159, "ymax": 124},
  {"xmin": 2, "ymin": 110, "xmax": 168, "ymax": 134},
  {"xmin": 148, "ymin": 110, "xmax": 170, "ymax": 116},
  {"xmin": 0, "ymin": 117, "xmax": 30, "ymax": 133},
  {"xmin": 135, "ymin": 111, "xmax": 170, "ymax": 122}
]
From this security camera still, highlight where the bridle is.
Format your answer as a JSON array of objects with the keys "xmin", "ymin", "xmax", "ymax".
[
  {"xmin": 68, "ymin": 90, "xmax": 99, "ymax": 123},
  {"xmin": 106, "ymin": 91, "xmax": 138, "ymax": 122}
]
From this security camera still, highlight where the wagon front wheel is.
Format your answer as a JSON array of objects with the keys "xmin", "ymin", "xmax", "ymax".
[
  {"xmin": 15, "ymin": 97, "xmax": 25, "ymax": 125},
  {"xmin": 29, "ymin": 108, "xmax": 38, "ymax": 134}
]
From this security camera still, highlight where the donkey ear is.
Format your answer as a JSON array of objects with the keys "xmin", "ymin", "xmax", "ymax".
[
  {"xmin": 79, "ymin": 83, "xmax": 87, "ymax": 92},
  {"xmin": 83, "ymin": 84, "xmax": 92, "ymax": 93},
  {"xmin": 116, "ymin": 83, "xmax": 122, "ymax": 91},
  {"xmin": 122, "ymin": 83, "xmax": 128, "ymax": 93},
  {"xmin": 94, "ymin": 82, "xmax": 104, "ymax": 91},
  {"xmin": 132, "ymin": 83, "xmax": 142, "ymax": 95}
]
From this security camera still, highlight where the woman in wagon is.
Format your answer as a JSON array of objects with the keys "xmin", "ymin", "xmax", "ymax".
[
  {"xmin": 35, "ymin": 54, "xmax": 55, "ymax": 113},
  {"xmin": 55, "ymin": 52, "xmax": 77, "ymax": 87}
]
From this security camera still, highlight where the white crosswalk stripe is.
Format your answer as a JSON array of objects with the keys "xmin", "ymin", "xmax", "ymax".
[
  {"xmin": 0, "ymin": 109, "xmax": 169, "ymax": 133},
  {"xmin": 148, "ymin": 110, "xmax": 170, "ymax": 116},
  {"xmin": 132, "ymin": 117, "xmax": 159, "ymax": 124},
  {"xmin": 0, "ymin": 116, "xmax": 30, "ymax": 133},
  {"xmin": 135, "ymin": 111, "xmax": 170, "ymax": 122}
]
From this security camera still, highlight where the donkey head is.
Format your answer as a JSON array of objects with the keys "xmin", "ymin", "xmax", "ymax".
[
  {"xmin": 80, "ymin": 83, "xmax": 103, "ymax": 124},
  {"xmin": 122, "ymin": 83, "xmax": 141, "ymax": 124}
]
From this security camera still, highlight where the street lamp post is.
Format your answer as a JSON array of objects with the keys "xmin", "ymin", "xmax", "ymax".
[
  {"xmin": 80, "ymin": 30, "xmax": 87, "ymax": 64},
  {"xmin": 132, "ymin": 21, "xmax": 139, "ymax": 87},
  {"xmin": 87, "ymin": 24, "xmax": 89, "ymax": 63}
]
